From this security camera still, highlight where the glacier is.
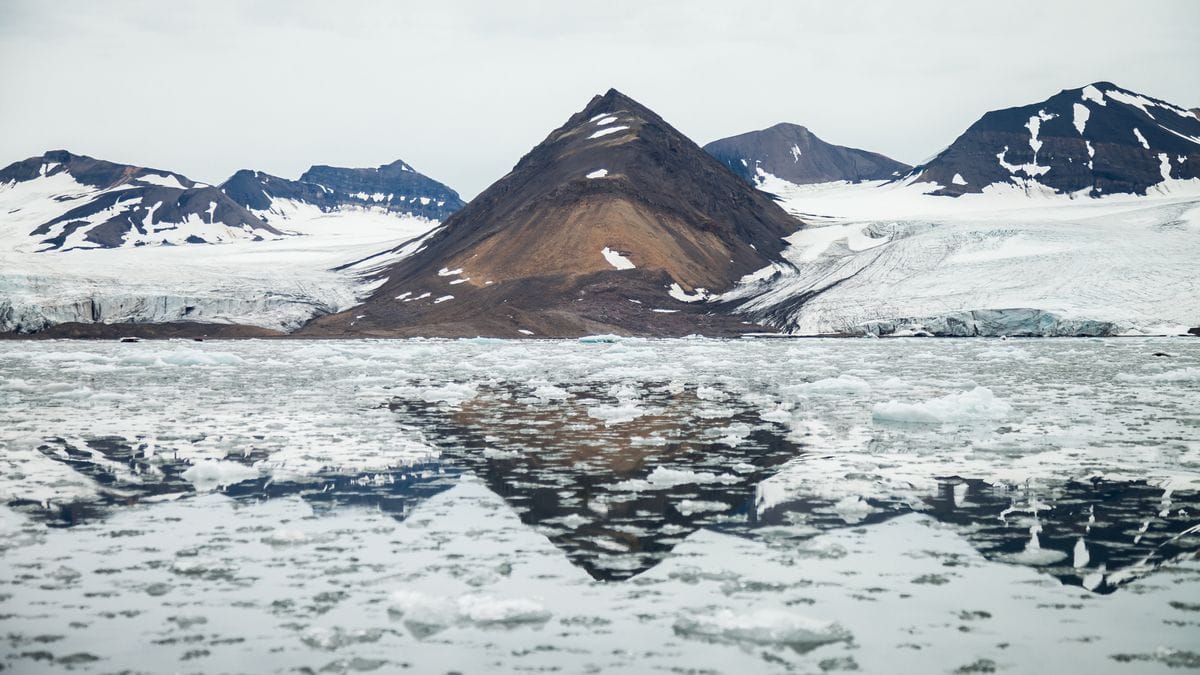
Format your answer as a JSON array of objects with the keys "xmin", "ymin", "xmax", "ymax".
[
  {"xmin": 722, "ymin": 174, "xmax": 1200, "ymax": 336},
  {"xmin": 0, "ymin": 198, "xmax": 437, "ymax": 333}
]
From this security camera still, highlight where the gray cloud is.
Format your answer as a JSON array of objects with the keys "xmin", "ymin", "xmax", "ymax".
[{"xmin": 1, "ymin": 0, "xmax": 1196, "ymax": 198}]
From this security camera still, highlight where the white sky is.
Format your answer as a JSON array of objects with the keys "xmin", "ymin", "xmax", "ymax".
[{"xmin": 1, "ymin": 0, "xmax": 1196, "ymax": 199}]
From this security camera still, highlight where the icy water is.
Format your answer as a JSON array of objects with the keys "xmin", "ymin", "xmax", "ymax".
[{"xmin": 1, "ymin": 338, "xmax": 1198, "ymax": 673}]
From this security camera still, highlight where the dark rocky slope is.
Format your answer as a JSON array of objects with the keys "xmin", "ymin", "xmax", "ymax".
[
  {"xmin": 908, "ymin": 82, "xmax": 1200, "ymax": 196},
  {"xmin": 220, "ymin": 159, "xmax": 464, "ymax": 222},
  {"xmin": 705, "ymin": 123, "xmax": 909, "ymax": 185},
  {"xmin": 301, "ymin": 89, "xmax": 803, "ymax": 337}
]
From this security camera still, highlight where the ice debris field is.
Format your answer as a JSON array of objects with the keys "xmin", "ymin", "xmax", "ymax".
[{"xmin": 1, "ymin": 337, "xmax": 1198, "ymax": 673}]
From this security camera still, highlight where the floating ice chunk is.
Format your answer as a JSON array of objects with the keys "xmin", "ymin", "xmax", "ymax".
[
  {"xmin": 389, "ymin": 590, "xmax": 550, "ymax": 632},
  {"xmin": 587, "ymin": 169, "xmax": 609, "ymax": 179},
  {"xmin": 301, "ymin": 626, "xmax": 384, "ymax": 651},
  {"xmin": 1073, "ymin": 103, "xmax": 1090, "ymax": 134},
  {"xmin": 531, "ymin": 383, "xmax": 569, "ymax": 400},
  {"xmin": 614, "ymin": 466, "xmax": 739, "ymax": 491},
  {"xmin": 119, "ymin": 348, "xmax": 245, "ymax": 367},
  {"xmin": 407, "ymin": 382, "xmax": 477, "ymax": 405},
  {"xmin": 787, "ymin": 374, "xmax": 871, "ymax": 395},
  {"xmin": 673, "ymin": 609, "xmax": 849, "ymax": 650},
  {"xmin": 388, "ymin": 590, "xmax": 457, "ymax": 635},
  {"xmin": 872, "ymin": 386, "xmax": 1012, "ymax": 425},
  {"xmin": 481, "ymin": 448, "xmax": 520, "ymax": 459},
  {"xmin": 588, "ymin": 125, "xmax": 630, "ymax": 140},
  {"xmin": 261, "ymin": 529, "xmax": 322, "ymax": 546},
  {"xmin": 181, "ymin": 460, "xmax": 259, "ymax": 491},
  {"xmin": 587, "ymin": 403, "xmax": 644, "ymax": 424},
  {"xmin": 1115, "ymin": 367, "xmax": 1200, "ymax": 383},
  {"xmin": 674, "ymin": 499, "xmax": 732, "ymax": 516},
  {"xmin": 456, "ymin": 595, "xmax": 551, "ymax": 626},
  {"xmin": 578, "ymin": 334, "xmax": 623, "ymax": 343},
  {"xmin": 601, "ymin": 246, "xmax": 635, "ymax": 270},
  {"xmin": 832, "ymin": 495, "xmax": 877, "ymax": 523}
]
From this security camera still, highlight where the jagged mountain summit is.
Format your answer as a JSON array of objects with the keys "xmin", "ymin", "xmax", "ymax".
[
  {"xmin": 908, "ymin": 82, "xmax": 1200, "ymax": 197},
  {"xmin": 0, "ymin": 150, "xmax": 279, "ymax": 251},
  {"xmin": 704, "ymin": 123, "xmax": 910, "ymax": 185},
  {"xmin": 220, "ymin": 159, "xmax": 464, "ymax": 223},
  {"xmin": 302, "ymin": 88, "xmax": 804, "ymax": 337}
]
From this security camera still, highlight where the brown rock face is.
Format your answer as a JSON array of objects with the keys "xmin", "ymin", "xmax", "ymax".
[{"xmin": 301, "ymin": 89, "xmax": 803, "ymax": 338}]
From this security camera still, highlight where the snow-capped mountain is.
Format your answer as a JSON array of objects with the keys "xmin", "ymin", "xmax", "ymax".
[
  {"xmin": 0, "ymin": 152, "xmax": 457, "ymax": 334},
  {"xmin": 908, "ymin": 82, "xmax": 1200, "ymax": 197},
  {"xmin": 301, "ymin": 89, "xmax": 803, "ymax": 338},
  {"xmin": 704, "ymin": 123, "xmax": 910, "ymax": 185},
  {"xmin": 0, "ymin": 150, "xmax": 281, "ymax": 251},
  {"xmin": 221, "ymin": 159, "xmax": 464, "ymax": 223}
]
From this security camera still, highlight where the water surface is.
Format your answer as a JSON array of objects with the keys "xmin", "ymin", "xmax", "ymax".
[{"xmin": 1, "ymin": 337, "xmax": 1198, "ymax": 672}]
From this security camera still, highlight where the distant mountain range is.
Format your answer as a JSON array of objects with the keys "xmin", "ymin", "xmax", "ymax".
[
  {"xmin": 704, "ymin": 123, "xmax": 910, "ymax": 185},
  {"xmin": 221, "ymin": 159, "xmax": 463, "ymax": 223},
  {"xmin": 0, "ymin": 151, "xmax": 462, "ymax": 252},
  {"xmin": 2, "ymin": 81, "xmax": 1198, "ymax": 337}
]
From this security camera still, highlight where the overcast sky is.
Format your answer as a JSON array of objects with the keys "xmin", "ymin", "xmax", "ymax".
[{"xmin": 1, "ymin": 0, "xmax": 1196, "ymax": 199}]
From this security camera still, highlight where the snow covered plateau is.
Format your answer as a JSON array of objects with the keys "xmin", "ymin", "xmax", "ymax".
[{"xmin": 1, "ymin": 337, "xmax": 1198, "ymax": 673}]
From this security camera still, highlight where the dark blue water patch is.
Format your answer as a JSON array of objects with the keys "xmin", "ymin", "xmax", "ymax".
[
  {"xmin": 747, "ymin": 476, "xmax": 1200, "ymax": 594},
  {"xmin": 12, "ymin": 436, "xmax": 462, "ymax": 529}
]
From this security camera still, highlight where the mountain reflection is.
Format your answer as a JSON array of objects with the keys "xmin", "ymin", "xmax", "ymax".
[{"xmin": 12, "ymin": 379, "xmax": 1199, "ymax": 593}]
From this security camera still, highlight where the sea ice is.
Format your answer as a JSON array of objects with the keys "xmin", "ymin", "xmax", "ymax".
[
  {"xmin": 872, "ymin": 386, "xmax": 1013, "ymax": 425},
  {"xmin": 181, "ymin": 460, "xmax": 260, "ymax": 491}
]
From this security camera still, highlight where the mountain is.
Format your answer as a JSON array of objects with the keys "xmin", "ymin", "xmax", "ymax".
[
  {"xmin": 0, "ymin": 150, "xmax": 279, "ymax": 251},
  {"xmin": 301, "ymin": 88, "xmax": 803, "ymax": 337},
  {"xmin": 908, "ymin": 82, "xmax": 1200, "ymax": 197},
  {"xmin": 704, "ymin": 123, "xmax": 910, "ymax": 185},
  {"xmin": 220, "ymin": 159, "xmax": 464, "ymax": 223}
]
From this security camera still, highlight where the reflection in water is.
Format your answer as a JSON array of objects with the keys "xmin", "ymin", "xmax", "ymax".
[
  {"xmin": 392, "ymin": 381, "xmax": 801, "ymax": 579},
  {"xmin": 753, "ymin": 477, "xmax": 1200, "ymax": 594},
  {"xmin": 13, "ymin": 380, "xmax": 1200, "ymax": 593}
]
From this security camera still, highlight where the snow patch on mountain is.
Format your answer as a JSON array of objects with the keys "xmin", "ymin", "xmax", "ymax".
[
  {"xmin": 601, "ymin": 246, "xmax": 635, "ymax": 270},
  {"xmin": 589, "ymin": 125, "xmax": 630, "ymax": 140}
]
